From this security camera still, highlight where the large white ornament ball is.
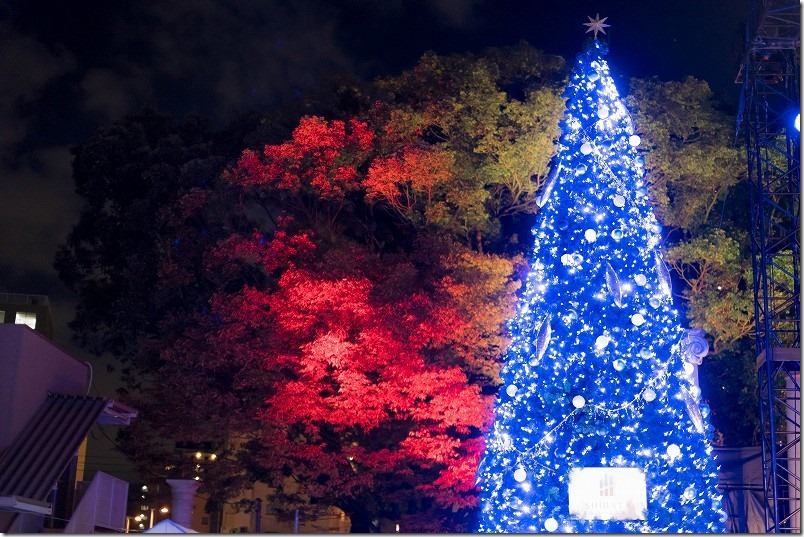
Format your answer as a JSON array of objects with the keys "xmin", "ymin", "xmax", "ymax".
[
  {"xmin": 630, "ymin": 313, "xmax": 645, "ymax": 326},
  {"xmin": 597, "ymin": 106, "xmax": 610, "ymax": 119},
  {"xmin": 634, "ymin": 274, "xmax": 647, "ymax": 286},
  {"xmin": 666, "ymin": 444, "xmax": 681, "ymax": 458},
  {"xmin": 544, "ymin": 518, "xmax": 559, "ymax": 532},
  {"xmin": 580, "ymin": 142, "xmax": 593, "ymax": 155},
  {"xmin": 584, "ymin": 229, "xmax": 597, "ymax": 242},
  {"xmin": 513, "ymin": 468, "xmax": 527, "ymax": 482},
  {"xmin": 613, "ymin": 195, "xmax": 625, "ymax": 207},
  {"xmin": 560, "ymin": 253, "xmax": 572, "ymax": 266},
  {"xmin": 572, "ymin": 395, "xmax": 586, "ymax": 408},
  {"xmin": 595, "ymin": 335, "xmax": 611, "ymax": 349},
  {"xmin": 683, "ymin": 362, "xmax": 695, "ymax": 377},
  {"xmin": 506, "ymin": 385, "xmax": 518, "ymax": 397},
  {"xmin": 643, "ymin": 388, "xmax": 656, "ymax": 402},
  {"xmin": 629, "ymin": 134, "xmax": 641, "ymax": 147}
]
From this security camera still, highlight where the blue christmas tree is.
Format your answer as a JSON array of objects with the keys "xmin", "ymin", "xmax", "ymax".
[{"xmin": 475, "ymin": 28, "xmax": 725, "ymax": 533}]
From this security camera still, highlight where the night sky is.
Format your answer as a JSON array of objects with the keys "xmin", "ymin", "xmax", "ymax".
[{"xmin": 0, "ymin": 0, "xmax": 748, "ymax": 351}]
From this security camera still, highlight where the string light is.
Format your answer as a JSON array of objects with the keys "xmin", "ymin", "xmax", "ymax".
[{"xmin": 475, "ymin": 38, "xmax": 724, "ymax": 533}]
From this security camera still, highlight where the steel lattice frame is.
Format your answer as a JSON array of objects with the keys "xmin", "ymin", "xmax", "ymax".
[{"xmin": 737, "ymin": 0, "xmax": 800, "ymax": 532}]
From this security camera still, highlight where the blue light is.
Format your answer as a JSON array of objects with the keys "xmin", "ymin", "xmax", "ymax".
[{"xmin": 474, "ymin": 38, "xmax": 725, "ymax": 533}]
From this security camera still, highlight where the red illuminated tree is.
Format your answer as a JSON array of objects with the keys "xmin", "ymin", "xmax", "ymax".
[{"xmin": 194, "ymin": 114, "xmax": 520, "ymax": 531}]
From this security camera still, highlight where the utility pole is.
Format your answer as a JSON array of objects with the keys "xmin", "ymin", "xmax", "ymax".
[{"xmin": 254, "ymin": 498, "xmax": 262, "ymax": 533}]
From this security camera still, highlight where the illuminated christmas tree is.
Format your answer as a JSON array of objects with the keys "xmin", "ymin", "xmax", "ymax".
[{"xmin": 475, "ymin": 20, "xmax": 725, "ymax": 533}]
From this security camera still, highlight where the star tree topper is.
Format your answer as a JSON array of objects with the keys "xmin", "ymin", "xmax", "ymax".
[{"xmin": 583, "ymin": 13, "xmax": 610, "ymax": 39}]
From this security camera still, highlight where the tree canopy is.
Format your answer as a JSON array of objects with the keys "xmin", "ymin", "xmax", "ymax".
[{"xmin": 57, "ymin": 43, "xmax": 755, "ymax": 531}]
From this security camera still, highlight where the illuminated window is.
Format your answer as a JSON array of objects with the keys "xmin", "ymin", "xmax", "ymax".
[{"xmin": 15, "ymin": 311, "xmax": 36, "ymax": 329}]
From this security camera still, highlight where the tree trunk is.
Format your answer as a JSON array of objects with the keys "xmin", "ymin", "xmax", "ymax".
[{"xmin": 346, "ymin": 505, "xmax": 379, "ymax": 533}]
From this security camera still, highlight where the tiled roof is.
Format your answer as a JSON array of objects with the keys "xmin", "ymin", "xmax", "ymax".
[{"xmin": 0, "ymin": 394, "xmax": 108, "ymax": 502}]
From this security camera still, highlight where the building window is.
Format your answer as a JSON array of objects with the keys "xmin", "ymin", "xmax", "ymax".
[{"xmin": 15, "ymin": 311, "xmax": 36, "ymax": 329}]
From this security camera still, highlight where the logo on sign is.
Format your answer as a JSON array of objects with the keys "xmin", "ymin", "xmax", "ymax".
[{"xmin": 568, "ymin": 467, "xmax": 647, "ymax": 520}]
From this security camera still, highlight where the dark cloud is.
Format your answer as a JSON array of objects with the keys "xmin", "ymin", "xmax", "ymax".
[
  {"xmin": 0, "ymin": 0, "xmax": 749, "ymax": 356},
  {"xmin": 80, "ymin": 66, "xmax": 154, "ymax": 121},
  {"xmin": 427, "ymin": 0, "xmax": 483, "ymax": 29},
  {"xmin": 0, "ymin": 21, "xmax": 75, "ymax": 150},
  {"xmin": 79, "ymin": 1, "xmax": 355, "ymax": 123}
]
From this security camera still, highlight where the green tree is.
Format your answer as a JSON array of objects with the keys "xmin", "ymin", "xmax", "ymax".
[
  {"xmin": 663, "ymin": 228, "xmax": 754, "ymax": 353},
  {"xmin": 372, "ymin": 45, "xmax": 566, "ymax": 252},
  {"xmin": 626, "ymin": 77, "xmax": 745, "ymax": 232}
]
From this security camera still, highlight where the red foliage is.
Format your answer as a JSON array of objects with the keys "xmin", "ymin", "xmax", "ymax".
[
  {"xmin": 242, "ymin": 259, "xmax": 491, "ymax": 510},
  {"xmin": 169, "ymin": 223, "xmax": 495, "ymax": 523},
  {"xmin": 230, "ymin": 116, "xmax": 373, "ymax": 201}
]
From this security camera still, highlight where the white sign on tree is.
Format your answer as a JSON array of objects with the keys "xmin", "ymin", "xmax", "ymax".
[{"xmin": 568, "ymin": 467, "xmax": 647, "ymax": 520}]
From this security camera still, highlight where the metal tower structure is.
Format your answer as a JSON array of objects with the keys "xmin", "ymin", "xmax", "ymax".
[{"xmin": 736, "ymin": 0, "xmax": 800, "ymax": 532}]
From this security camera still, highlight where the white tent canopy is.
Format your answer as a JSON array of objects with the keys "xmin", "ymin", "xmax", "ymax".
[{"xmin": 144, "ymin": 519, "xmax": 198, "ymax": 533}]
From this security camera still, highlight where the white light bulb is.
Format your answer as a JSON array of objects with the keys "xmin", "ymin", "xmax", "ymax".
[
  {"xmin": 629, "ymin": 134, "xmax": 641, "ymax": 146},
  {"xmin": 584, "ymin": 229, "xmax": 597, "ymax": 242},
  {"xmin": 572, "ymin": 395, "xmax": 586, "ymax": 408},
  {"xmin": 643, "ymin": 388, "xmax": 656, "ymax": 402},
  {"xmin": 667, "ymin": 444, "xmax": 681, "ymax": 458},
  {"xmin": 506, "ymin": 384, "xmax": 518, "ymax": 396},
  {"xmin": 580, "ymin": 142, "xmax": 593, "ymax": 155},
  {"xmin": 613, "ymin": 195, "xmax": 625, "ymax": 207},
  {"xmin": 544, "ymin": 518, "xmax": 559, "ymax": 532}
]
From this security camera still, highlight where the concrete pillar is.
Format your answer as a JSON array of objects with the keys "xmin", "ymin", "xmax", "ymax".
[{"xmin": 166, "ymin": 479, "xmax": 201, "ymax": 529}]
